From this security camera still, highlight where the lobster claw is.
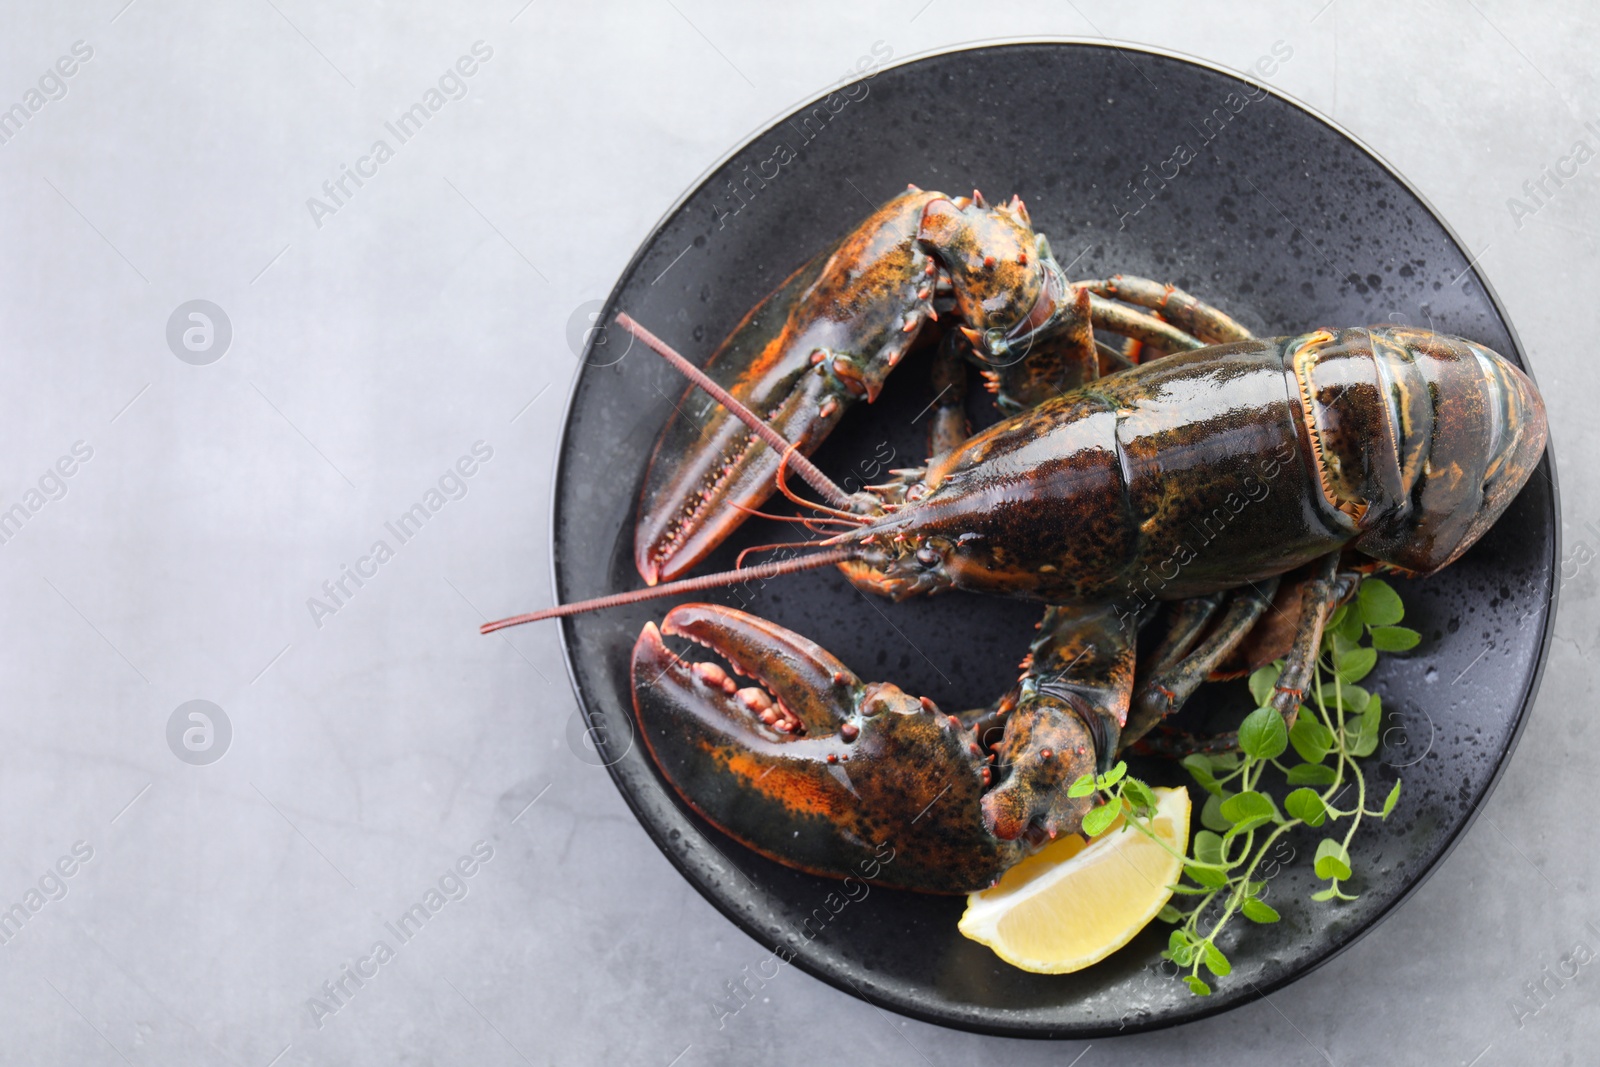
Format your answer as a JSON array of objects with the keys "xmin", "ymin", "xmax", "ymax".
[
  {"xmin": 634, "ymin": 189, "xmax": 945, "ymax": 585},
  {"xmin": 632, "ymin": 604, "xmax": 1025, "ymax": 893}
]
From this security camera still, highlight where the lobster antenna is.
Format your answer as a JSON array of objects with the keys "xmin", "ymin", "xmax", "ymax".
[
  {"xmin": 734, "ymin": 537, "xmax": 834, "ymax": 570},
  {"xmin": 614, "ymin": 313, "xmax": 857, "ymax": 512},
  {"xmin": 479, "ymin": 547, "xmax": 851, "ymax": 633}
]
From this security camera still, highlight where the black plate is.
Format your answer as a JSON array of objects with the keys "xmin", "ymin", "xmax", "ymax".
[{"xmin": 549, "ymin": 41, "xmax": 1558, "ymax": 1037}]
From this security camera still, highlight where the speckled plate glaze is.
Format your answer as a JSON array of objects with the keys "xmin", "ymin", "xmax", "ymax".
[{"xmin": 548, "ymin": 41, "xmax": 1558, "ymax": 1037}]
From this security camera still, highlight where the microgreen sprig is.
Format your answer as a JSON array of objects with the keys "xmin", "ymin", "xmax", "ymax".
[{"xmin": 1068, "ymin": 577, "xmax": 1413, "ymax": 996}]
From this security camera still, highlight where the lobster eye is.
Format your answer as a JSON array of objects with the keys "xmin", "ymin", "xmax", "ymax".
[{"xmin": 915, "ymin": 545, "xmax": 941, "ymax": 568}]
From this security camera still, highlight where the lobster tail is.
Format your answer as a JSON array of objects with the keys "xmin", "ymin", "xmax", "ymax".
[{"xmin": 1290, "ymin": 326, "xmax": 1547, "ymax": 574}]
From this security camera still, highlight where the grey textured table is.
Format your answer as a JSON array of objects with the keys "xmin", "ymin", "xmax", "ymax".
[{"xmin": 0, "ymin": 2, "xmax": 1592, "ymax": 1064}]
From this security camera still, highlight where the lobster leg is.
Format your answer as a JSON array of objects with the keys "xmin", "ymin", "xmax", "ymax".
[
  {"xmin": 927, "ymin": 332, "xmax": 972, "ymax": 459},
  {"xmin": 1132, "ymin": 726, "xmax": 1248, "ymax": 759},
  {"xmin": 1084, "ymin": 275, "xmax": 1254, "ymax": 345},
  {"xmin": 1122, "ymin": 578, "xmax": 1280, "ymax": 750},
  {"xmin": 1077, "ymin": 274, "xmax": 1255, "ymax": 370},
  {"xmin": 1146, "ymin": 594, "xmax": 1226, "ymax": 675},
  {"xmin": 1263, "ymin": 554, "xmax": 1360, "ymax": 726},
  {"xmin": 1136, "ymin": 557, "xmax": 1359, "ymax": 756},
  {"xmin": 1085, "ymin": 293, "xmax": 1208, "ymax": 357}
]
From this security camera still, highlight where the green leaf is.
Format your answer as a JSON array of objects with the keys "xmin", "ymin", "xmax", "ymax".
[
  {"xmin": 1358, "ymin": 578, "xmax": 1405, "ymax": 627},
  {"xmin": 1220, "ymin": 790, "xmax": 1277, "ymax": 826},
  {"xmin": 1381, "ymin": 779, "xmax": 1402, "ymax": 818},
  {"xmin": 1325, "ymin": 603, "xmax": 1348, "ymax": 637},
  {"xmin": 1286, "ymin": 763, "xmax": 1338, "ymax": 785},
  {"xmin": 1310, "ymin": 885, "xmax": 1340, "ymax": 902},
  {"xmin": 1099, "ymin": 761, "xmax": 1127, "ymax": 789},
  {"xmin": 1202, "ymin": 941, "xmax": 1232, "ymax": 977},
  {"xmin": 1192, "ymin": 830, "xmax": 1225, "ymax": 866},
  {"xmin": 1241, "ymin": 897, "xmax": 1281, "ymax": 923},
  {"xmin": 1201, "ymin": 792, "xmax": 1231, "ymax": 832},
  {"xmin": 1370, "ymin": 625, "xmax": 1421, "ymax": 652},
  {"xmin": 1222, "ymin": 817, "xmax": 1273, "ymax": 846},
  {"xmin": 1157, "ymin": 904, "xmax": 1184, "ymax": 923},
  {"xmin": 1082, "ymin": 800, "xmax": 1120, "ymax": 837},
  {"xmin": 1284, "ymin": 787, "xmax": 1328, "ymax": 827},
  {"xmin": 1181, "ymin": 755, "xmax": 1223, "ymax": 797},
  {"xmin": 1168, "ymin": 883, "xmax": 1214, "ymax": 896},
  {"xmin": 1165, "ymin": 929, "xmax": 1194, "ymax": 965},
  {"xmin": 1184, "ymin": 975, "xmax": 1212, "ymax": 996},
  {"xmin": 1248, "ymin": 663, "xmax": 1282, "ymax": 708},
  {"xmin": 1335, "ymin": 603, "xmax": 1366, "ymax": 644},
  {"xmin": 1314, "ymin": 838, "xmax": 1352, "ymax": 881},
  {"xmin": 1350, "ymin": 696, "xmax": 1382, "ymax": 757},
  {"xmin": 1122, "ymin": 777, "xmax": 1158, "ymax": 815},
  {"xmin": 1343, "ymin": 711, "xmax": 1365, "ymax": 753},
  {"xmin": 1209, "ymin": 752, "xmax": 1243, "ymax": 772},
  {"xmin": 1238, "ymin": 706, "xmax": 1288, "ymax": 760},
  {"xmin": 1335, "ymin": 683, "xmax": 1371, "ymax": 713},
  {"xmin": 1289, "ymin": 716, "xmax": 1334, "ymax": 763},
  {"xmin": 1067, "ymin": 772, "xmax": 1097, "ymax": 798},
  {"xmin": 1335, "ymin": 646, "xmax": 1378, "ymax": 685},
  {"xmin": 1186, "ymin": 864, "xmax": 1229, "ymax": 888}
]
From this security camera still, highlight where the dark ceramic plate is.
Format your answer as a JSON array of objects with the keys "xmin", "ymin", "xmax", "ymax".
[{"xmin": 549, "ymin": 41, "xmax": 1558, "ymax": 1037}]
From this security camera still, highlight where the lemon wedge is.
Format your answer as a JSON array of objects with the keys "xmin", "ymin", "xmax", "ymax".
[{"xmin": 958, "ymin": 786, "xmax": 1192, "ymax": 973}]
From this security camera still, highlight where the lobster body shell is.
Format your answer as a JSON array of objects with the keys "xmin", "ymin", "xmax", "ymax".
[{"xmin": 868, "ymin": 326, "xmax": 1546, "ymax": 609}]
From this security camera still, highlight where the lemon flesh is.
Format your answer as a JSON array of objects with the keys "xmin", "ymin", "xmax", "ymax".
[{"xmin": 958, "ymin": 786, "xmax": 1192, "ymax": 974}]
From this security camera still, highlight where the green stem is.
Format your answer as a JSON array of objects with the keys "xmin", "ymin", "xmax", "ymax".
[
  {"xmin": 1203, "ymin": 820, "xmax": 1297, "ymax": 942},
  {"xmin": 1118, "ymin": 799, "xmax": 1233, "ymax": 869},
  {"xmin": 1310, "ymin": 661, "xmax": 1352, "ymax": 812}
]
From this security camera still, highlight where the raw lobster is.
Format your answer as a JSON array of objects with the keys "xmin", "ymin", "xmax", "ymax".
[{"xmin": 487, "ymin": 188, "xmax": 1547, "ymax": 893}]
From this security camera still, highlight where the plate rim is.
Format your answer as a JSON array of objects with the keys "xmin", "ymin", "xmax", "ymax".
[{"xmin": 545, "ymin": 36, "xmax": 1563, "ymax": 1038}]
